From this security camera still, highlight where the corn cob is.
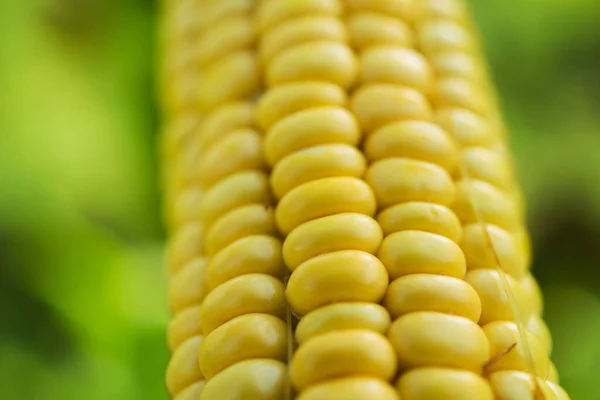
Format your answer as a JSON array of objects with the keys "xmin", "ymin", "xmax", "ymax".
[{"xmin": 160, "ymin": 0, "xmax": 571, "ymax": 399}]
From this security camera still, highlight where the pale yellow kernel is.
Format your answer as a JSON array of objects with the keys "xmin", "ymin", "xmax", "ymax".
[
  {"xmin": 389, "ymin": 312, "xmax": 490, "ymax": 371},
  {"xmin": 488, "ymin": 370, "xmax": 556, "ymax": 400},
  {"xmin": 166, "ymin": 336, "xmax": 204, "ymax": 396},
  {"xmin": 452, "ymin": 179, "xmax": 521, "ymax": 232},
  {"xmin": 199, "ymin": 274, "xmax": 286, "ymax": 335},
  {"xmin": 265, "ymin": 106, "xmax": 360, "ymax": 166},
  {"xmin": 397, "ymin": 367, "xmax": 494, "ymax": 400},
  {"xmin": 433, "ymin": 77, "xmax": 492, "ymax": 116},
  {"xmin": 196, "ymin": 129, "xmax": 265, "ymax": 187},
  {"xmin": 174, "ymin": 380, "xmax": 205, "ymax": 400},
  {"xmin": 197, "ymin": 51, "xmax": 259, "ymax": 113},
  {"xmin": 291, "ymin": 330, "xmax": 397, "ymax": 390},
  {"xmin": 206, "ymin": 235, "xmax": 285, "ymax": 290},
  {"xmin": 436, "ymin": 107, "xmax": 496, "ymax": 147},
  {"xmin": 168, "ymin": 257, "xmax": 207, "ymax": 313},
  {"xmin": 351, "ymin": 84, "xmax": 432, "ymax": 133},
  {"xmin": 271, "ymin": 144, "xmax": 366, "ymax": 199},
  {"xmin": 465, "ymin": 269, "xmax": 530, "ymax": 325},
  {"xmin": 347, "ymin": 0, "xmax": 415, "ymax": 20},
  {"xmin": 384, "ymin": 274, "xmax": 481, "ymax": 321},
  {"xmin": 527, "ymin": 314, "xmax": 553, "ymax": 355},
  {"xmin": 377, "ymin": 202, "xmax": 462, "ymax": 242},
  {"xmin": 256, "ymin": 81, "xmax": 347, "ymax": 130},
  {"xmin": 286, "ymin": 250, "xmax": 388, "ymax": 315},
  {"xmin": 195, "ymin": 16, "xmax": 255, "ymax": 67},
  {"xmin": 267, "ymin": 41, "xmax": 357, "ymax": 88},
  {"xmin": 260, "ymin": 16, "xmax": 347, "ymax": 65},
  {"xmin": 168, "ymin": 223, "xmax": 204, "ymax": 274},
  {"xmin": 197, "ymin": 102, "xmax": 255, "ymax": 154},
  {"xmin": 295, "ymin": 302, "xmax": 391, "ymax": 345},
  {"xmin": 283, "ymin": 213, "xmax": 383, "ymax": 271},
  {"xmin": 172, "ymin": 185, "xmax": 203, "ymax": 228},
  {"xmin": 460, "ymin": 223, "xmax": 527, "ymax": 279},
  {"xmin": 205, "ymin": 204, "xmax": 278, "ymax": 256},
  {"xmin": 200, "ymin": 359, "xmax": 287, "ymax": 400},
  {"xmin": 378, "ymin": 230, "xmax": 466, "ymax": 280},
  {"xmin": 347, "ymin": 12, "xmax": 414, "ymax": 50},
  {"xmin": 360, "ymin": 47, "xmax": 433, "ymax": 93},
  {"xmin": 168, "ymin": 305, "xmax": 202, "ymax": 351},
  {"xmin": 364, "ymin": 120, "xmax": 459, "ymax": 173},
  {"xmin": 429, "ymin": 51, "xmax": 486, "ymax": 81},
  {"xmin": 366, "ymin": 158, "xmax": 456, "ymax": 209},
  {"xmin": 418, "ymin": 19, "xmax": 474, "ymax": 54},
  {"xmin": 520, "ymin": 273, "xmax": 543, "ymax": 316},
  {"xmin": 199, "ymin": 314, "xmax": 287, "ymax": 379},
  {"xmin": 462, "ymin": 147, "xmax": 514, "ymax": 190},
  {"xmin": 298, "ymin": 377, "xmax": 399, "ymax": 400},
  {"xmin": 276, "ymin": 177, "xmax": 376, "ymax": 235},
  {"xmin": 200, "ymin": 171, "xmax": 271, "ymax": 229},
  {"xmin": 482, "ymin": 321, "xmax": 549, "ymax": 377},
  {"xmin": 256, "ymin": 0, "xmax": 342, "ymax": 33}
]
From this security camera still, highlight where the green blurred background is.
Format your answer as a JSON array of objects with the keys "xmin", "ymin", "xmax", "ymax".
[{"xmin": 1, "ymin": 0, "xmax": 599, "ymax": 399}]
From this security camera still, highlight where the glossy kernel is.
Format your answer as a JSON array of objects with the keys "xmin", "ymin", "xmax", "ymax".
[
  {"xmin": 168, "ymin": 257, "xmax": 207, "ymax": 313},
  {"xmin": 378, "ymin": 230, "xmax": 466, "ymax": 280},
  {"xmin": 397, "ymin": 367, "xmax": 494, "ymax": 400},
  {"xmin": 384, "ymin": 274, "xmax": 481, "ymax": 321},
  {"xmin": 276, "ymin": 177, "xmax": 376, "ymax": 235},
  {"xmin": 286, "ymin": 250, "xmax": 388, "ymax": 315},
  {"xmin": 347, "ymin": 12, "xmax": 413, "ymax": 49},
  {"xmin": 166, "ymin": 336, "xmax": 204, "ymax": 396},
  {"xmin": 290, "ymin": 330, "xmax": 397, "ymax": 390},
  {"xmin": 298, "ymin": 377, "xmax": 399, "ymax": 400},
  {"xmin": 388, "ymin": 311, "xmax": 490, "ymax": 371},
  {"xmin": 283, "ymin": 213, "xmax": 383, "ymax": 271},
  {"xmin": 168, "ymin": 305, "xmax": 202, "ymax": 351},
  {"xmin": 295, "ymin": 302, "xmax": 391, "ymax": 345}
]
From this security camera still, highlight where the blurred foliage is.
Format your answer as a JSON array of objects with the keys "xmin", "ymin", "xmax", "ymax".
[{"xmin": 0, "ymin": 0, "xmax": 599, "ymax": 399}]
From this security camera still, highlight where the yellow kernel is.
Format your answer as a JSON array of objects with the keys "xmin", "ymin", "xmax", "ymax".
[
  {"xmin": 260, "ymin": 16, "xmax": 347, "ymax": 65},
  {"xmin": 453, "ymin": 179, "xmax": 520, "ymax": 232},
  {"xmin": 547, "ymin": 382, "xmax": 570, "ymax": 400},
  {"xmin": 276, "ymin": 177, "xmax": 376, "ymax": 235},
  {"xmin": 265, "ymin": 106, "xmax": 360, "ymax": 165},
  {"xmin": 283, "ymin": 213, "xmax": 383, "ymax": 271},
  {"xmin": 520, "ymin": 273, "xmax": 543, "ymax": 316},
  {"xmin": 196, "ymin": 0, "xmax": 253, "ymax": 34},
  {"xmin": 460, "ymin": 224, "xmax": 527, "ymax": 279},
  {"xmin": 429, "ymin": 51, "xmax": 485, "ymax": 80},
  {"xmin": 197, "ymin": 51, "xmax": 259, "ymax": 113},
  {"xmin": 347, "ymin": 12, "xmax": 413, "ymax": 50},
  {"xmin": 378, "ymin": 230, "xmax": 466, "ymax": 280},
  {"xmin": 199, "ymin": 314, "xmax": 287, "ymax": 379},
  {"xmin": 366, "ymin": 158, "xmax": 456, "ymax": 209},
  {"xmin": 298, "ymin": 377, "xmax": 399, "ymax": 400},
  {"xmin": 267, "ymin": 41, "xmax": 357, "ymax": 88},
  {"xmin": 166, "ymin": 335, "xmax": 204, "ymax": 396},
  {"xmin": 384, "ymin": 274, "xmax": 481, "ymax": 322},
  {"xmin": 291, "ymin": 330, "xmax": 397, "ymax": 390},
  {"xmin": 351, "ymin": 84, "xmax": 432, "ymax": 133},
  {"xmin": 256, "ymin": 81, "xmax": 347, "ymax": 130},
  {"xmin": 488, "ymin": 371, "xmax": 556, "ymax": 400},
  {"xmin": 436, "ymin": 107, "xmax": 495, "ymax": 147},
  {"xmin": 377, "ymin": 202, "xmax": 462, "ymax": 242},
  {"xmin": 199, "ymin": 274, "xmax": 286, "ymax": 335},
  {"xmin": 168, "ymin": 257, "xmax": 207, "ymax": 313},
  {"xmin": 256, "ymin": 0, "xmax": 342, "ymax": 33},
  {"xmin": 547, "ymin": 362, "xmax": 559, "ymax": 383},
  {"xmin": 397, "ymin": 367, "xmax": 494, "ymax": 400},
  {"xmin": 388, "ymin": 311, "xmax": 490, "ymax": 371},
  {"xmin": 433, "ymin": 77, "xmax": 491, "ymax": 116},
  {"xmin": 360, "ymin": 47, "xmax": 433, "ymax": 93},
  {"xmin": 462, "ymin": 147, "xmax": 513, "ymax": 190},
  {"xmin": 196, "ymin": 129, "xmax": 265, "ymax": 187},
  {"xmin": 482, "ymin": 321, "xmax": 549, "ymax": 377},
  {"xmin": 347, "ymin": 0, "xmax": 414, "ymax": 20},
  {"xmin": 271, "ymin": 144, "xmax": 366, "ymax": 199},
  {"xmin": 200, "ymin": 171, "xmax": 271, "ymax": 229},
  {"xmin": 197, "ymin": 102, "xmax": 255, "ymax": 154},
  {"xmin": 172, "ymin": 186, "xmax": 203, "ymax": 228},
  {"xmin": 168, "ymin": 305, "xmax": 202, "ymax": 351},
  {"xmin": 527, "ymin": 315, "xmax": 553, "ymax": 355},
  {"xmin": 162, "ymin": 114, "xmax": 200, "ymax": 158},
  {"xmin": 364, "ymin": 120, "xmax": 459, "ymax": 172},
  {"xmin": 418, "ymin": 19, "xmax": 474, "ymax": 54},
  {"xmin": 465, "ymin": 269, "xmax": 530, "ymax": 325},
  {"xmin": 206, "ymin": 235, "xmax": 284, "ymax": 290},
  {"xmin": 195, "ymin": 16, "xmax": 255, "ymax": 67},
  {"xmin": 168, "ymin": 223, "xmax": 204, "ymax": 274},
  {"xmin": 295, "ymin": 302, "xmax": 391, "ymax": 345},
  {"xmin": 174, "ymin": 380, "xmax": 205, "ymax": 400},
  {"xmin": 200, "ymin": 359, "xmax": 286, "ymax": 400},
  {"xmin": 286, "ymin": 250, "xmax": 388, "ymax": 315},
  {"xmin": 205, "ymin": 204, "xmax": 278, "ymax": 256}
]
